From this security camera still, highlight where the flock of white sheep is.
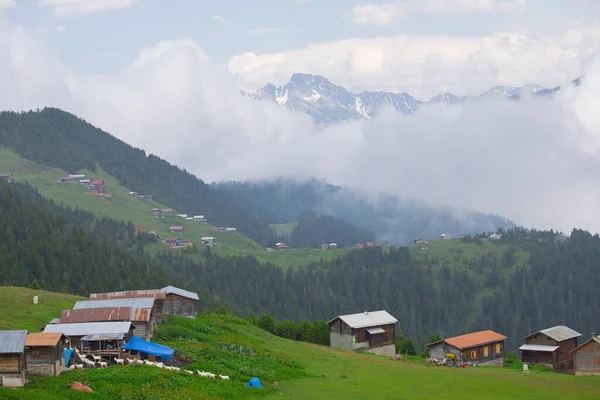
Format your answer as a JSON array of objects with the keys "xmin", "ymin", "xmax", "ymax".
[{"xmin": 68, "ymin": 349, "xmax": 229, "ymax": 381}]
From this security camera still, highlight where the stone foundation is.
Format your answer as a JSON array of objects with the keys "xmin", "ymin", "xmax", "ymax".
[
  {"xmin": 1, "ymin": 374, "xmax": 25, "ymax": 388},
  {"xmin": 27, "ymin": 362, "xmax": 63, "ymax": 377},
  {"xmin": 575, "ymin": 371, "xmax": 600, "ymax": 376},
  {"xmin": 367, "ymin": 344, "xmax": 396, "ymax": 356},
  {"xmin": 475, "ymin": 357, "xmax": 504, "ymax": 367}
]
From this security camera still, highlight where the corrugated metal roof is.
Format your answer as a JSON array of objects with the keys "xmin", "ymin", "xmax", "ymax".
[
  {"xmin": 25, "ymin": 333, "xmax": 64, "ymax": 347},
  {"xmin": 327, "ymin": 310, "xmax": 398, "ymax": 329},
  {"xmin": 0, "ymin": 330, "xmax": 28, "ymax": 353},
  {"xmin": 131, "ymin": 308, "xmax": 151, "ymax": 322},
  {"xmin": 445, "ymin": 330, "xmax": 507, "ymax": 350},
  {"xmin": 43, "ymin": 321, "xmax": 134, "ymax": 336},
  {"xmin": 89, "ymin": 290, "xmax": 166, "ymax": 300},
  {"xmin": 366, "ymin": 327, "xmax": 386, "ymax": 335},
  {"xmin": 531, "ymin": 325, "xmax": 582, "ymax": 342},
  {"xmin": 570, "ymin": 336, "xmax": 600, "ymax": 353},
  {"xmin": 519, "ymin": 344, "xmax": 559, "ymax": 352},
  {"xmin": 48, "ymin": 318, "xmax": 60, "ymax": 324},
  {"xmin": 60, "ymin": 307, "xmax": 132, "ymax": 323},
  {"xmin": 162, "ymin": 285, "xmax": 200, "ymax": 301},
  {"xmin": 74, "ymin": 298, "xmax": 156, "ymax": 310},
  {"xmin": 81, "ymin": 333, "xmax": 125, "ymax": 341}
]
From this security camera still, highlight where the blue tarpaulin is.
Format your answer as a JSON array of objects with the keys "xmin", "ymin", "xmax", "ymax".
[
  {"xmin": 245, "ymin": 377, "xmax": 263, "ymax": 389},
  {"xmin": 64, "ymin": 348, "xmax": 74, "ymax": 367},
  {"xmin": 122, "ymin": 336, "xmax": 175, "ymax": 360}
]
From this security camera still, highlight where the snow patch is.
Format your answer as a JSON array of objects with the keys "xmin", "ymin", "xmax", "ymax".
[
  {"xmin": 303, "ymin": 89, "xmax": 321, "ymax": 102},
  {"xmin": 354, "ymin": 97, "xmax": 371, "ymax": 119},
  {"xmin": 276, "ymin": 89, "xmax": 289, "ymax": 105}
]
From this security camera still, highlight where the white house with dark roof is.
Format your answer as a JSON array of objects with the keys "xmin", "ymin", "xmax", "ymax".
[{"xmin": 327, "ymin": 310, "xmax": 398, "ymax": 355}]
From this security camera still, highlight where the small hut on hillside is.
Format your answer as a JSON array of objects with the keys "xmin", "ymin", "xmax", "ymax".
[
  {"xmin": 24, "ymin": 333, "xmax": 67, "ymax": 377},
  {"xmin": 0, "ymin": 330, "xmax": 28, "ymax": 387}
]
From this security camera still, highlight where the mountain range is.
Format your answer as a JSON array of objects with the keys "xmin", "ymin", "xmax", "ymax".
[{"xmin": 242, "ymin": 73, "xmax": 578, "ymax": 125}]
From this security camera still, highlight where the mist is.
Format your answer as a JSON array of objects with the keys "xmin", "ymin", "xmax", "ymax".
[{"xmin": 1, "ymin": 19, "xmax": 600, "ymax": 235}]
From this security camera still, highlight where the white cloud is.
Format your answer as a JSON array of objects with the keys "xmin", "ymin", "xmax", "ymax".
[
  {"xmin": 250, "ymin": 28, "xmax": 285, "ymax": 35},
  {"xmin": 211, "ymin": 14, "xmax": 229, "ymax": 24},
  {"xmin": 1, "ymin": 19, "xmax": 600, "ymax": 235},
  {"xmin": 56, "ymin": 25, "xmax": 66, "ymax": 32},
  {"xmin": 349, "ymin": 0, "xmax": 526, "ymax": 26},
  {"xmin": 228, "ymin": 28, "xmax": 600, "ymax": 98},
  {"xmin": 0, "ymin": 0, "xmax": 17, "ymax": 9},
  {"xmin": 351, "ymin": 3, "xmax": 407, "ymax": 26},
  {"xmin": 39, "ymin": 0, "xmax": 139, "ymax": 17}
]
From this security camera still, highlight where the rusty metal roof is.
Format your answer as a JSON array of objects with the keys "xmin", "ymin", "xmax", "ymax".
[
  {"xmin": 527, "ymin": 325, "xmax": 582, "ymax": 342},
  {"xmin": 60, "ymin": 307, "xmax": 132, "ymax": 323},
  {"xmin": 0, "ymin": 330, "xmax": 28, "ymax": 353},
  {"xmin": 131, "ymin": 307, "xmax": 151, "ymax": 322},
  {"xmin": 25, "ymin": 333, "xmax": 65, "ymax": 347},
  {"xmin": 445, "ymin": 330, "xmax": 507, "ymax": 350},
  {"xmin": 89, "ymin": 290, "xmax": 166, "ymax": 300}
]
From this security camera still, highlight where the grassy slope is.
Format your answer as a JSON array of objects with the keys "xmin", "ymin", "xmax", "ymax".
[
  {"xmin": 270, "ymin": 222, "xmax": 297, "ymax": 237},
  {"xmin": 3, "ymin": 311, "xmax": 599, "ymax": 400},
  {"xmin": 0, "ymin": 147, "xmax": 344, "ymax": 269},
  {"xmin": 0, "ymin": 287, "xmax": 84, "ymax": 331}
]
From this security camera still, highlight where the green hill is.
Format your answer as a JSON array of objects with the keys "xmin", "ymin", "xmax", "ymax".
[
  {"xmin": 0, "ymin": 286, "xmax": 84, "ymax": 331},
  {"xmin": 1, "ymin": 306, "xmax": 599, "ymax": 399},
  {"xmin": 0, "ymin": 147, "xmax": 344, "ymax": 268}
]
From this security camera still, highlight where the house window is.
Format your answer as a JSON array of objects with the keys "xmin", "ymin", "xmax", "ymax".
[
  {"xmin": 595, "ymin": 357, "xmax": 600, "ymax": 366},
  {"xmin": 470, "ymin": 350, "xmax": 477, "ymax": 359},
  {"xmin": 495, "ymin": 343, "xmax": 502, "ymax": 354},
  {"xmin": 483, "ymin": 347, "xmax": 489, "ymax": 357}
]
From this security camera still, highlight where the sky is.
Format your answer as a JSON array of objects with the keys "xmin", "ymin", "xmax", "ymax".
[{"xmin": 1, "ymin": 0, "xmax": 600, "ymax": 233}]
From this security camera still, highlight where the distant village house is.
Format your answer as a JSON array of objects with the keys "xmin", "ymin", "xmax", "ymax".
[
  {"xmin": 193, "ymin": 215, "xmax": 206, "ymax": 222},
  {"xmin": 519, "ymin": 325, "xmax": 581, "ymax": 373},
  {"xmin": 489, "ymin": 233, "xmax": 502, "ymax": 240},
  {"xmin": 275, "ymin": 242, "xmax": 289, "ymax": 250},
  {"xmin": 160, "ymin": 209, "xmax": 174, "ymax": 216},
  {"xmin": 441, "ymin": 233, "xmax": 452, "ymax": 240},
  {"xmin": 328, "ymin": 243, "xmax": 337, "ymax": 249},
  {"xmin": 0, "ymin": 330, "xmax": 27, "ymax": 387},
  {"xmin": 225, "ymin": 227, "xmax": 237, "ymax": 232},
  {"xmin": 169, "ymin": 226, "xmax": 184, "ymax": 234},
  {"xmin": 201, "ymin": 237, "xmax": 216, "ymax": 246},
  {"xmin": 413, "ymin": 238, "xmax": 425, "ymax": 244},
  {"xmin": 328, "ymin": 310, "xmax": 398, "ymax": 355},
  {"xmin": 427, "ymin": 330, "xmax": 507, "ymax": 366},
  {"xmin": 0, "ymin": 173, "xmax": 12, "ymax": 183}
]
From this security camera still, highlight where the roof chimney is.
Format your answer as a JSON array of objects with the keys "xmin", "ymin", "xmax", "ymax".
[
  {"xmin": 364, "ymin": 311, "xmax": 368, "ymax": 315},
  {"xmin": 592, "ymin": 332, "xmax": 596, "ymax": 339}
]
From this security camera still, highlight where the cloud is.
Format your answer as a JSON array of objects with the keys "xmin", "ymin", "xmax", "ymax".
[
  {"xmin": 211, "ymin": 14, "xmax": 229, "ymax": 24},
  {"xmin": 1, "ymin": 18, "xmax": 600, "ymax": 235},
  {"xmin": 56, "ymin": 25, "xmax": 66, "ymax": 32},
  {"xmin": 228, "ymin": 27, "xmax": 600, "ymax": 98},
  {"xmin": 0, "ymin": 0, "xmax": 16, "ymax": 9},
  {"xmin": 351, "ymin": 3, "xmax": 407, "ymax": 26},
  {"xmin": 249, "ymin": 28, "xmax": 285, "ymax": 35},
  {"xmin": 39, "ymin": 0, "xmax": 139, "ymax": 17},
  {"xmin": 349, "ymin": 0, "xmax": 526, "ymax": 26}
]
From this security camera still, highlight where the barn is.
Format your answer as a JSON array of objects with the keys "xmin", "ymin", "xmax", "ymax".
[
  {"xmin": 24, "ymin": 333, "xmax": 67, "ymax": 377},
  {"xmin": 327, "ymin": 310, "xmax": 397, "ymax": 355},
  {"xmin": 72, "ymin": 298, "xmax": 156, "ymax": 339},
  {"xmin": 426, "ymin": 330, "xmax": 507, "ymax": 366},
  {"xmin": 0, "ymin": 330, "xmax": 27, "ymax": 387},
  {"xmin": 519, "ymin": 325, "xmax": 581, "ymax": 373},
  {"xmin": 571, "ymin": 334, "xmax": 600, "ymax": 375},
  {"xmin": 42, "ymin": 321, "xmax": 135, "ymax": 358}
]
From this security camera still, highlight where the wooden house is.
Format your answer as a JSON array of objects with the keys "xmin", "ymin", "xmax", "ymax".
[
  {"xmin": 321, "ymin": 244, "xmax": 329, "ymax": 250},
  {"xmin": 160, "ymin": 209, "xmax": 174, "ymax": 216},
  {"xmin": 165, "ymin": 237, "xmax": 178, "ymax": 247},
  {"xmin": 413, "ymin": 238, "xmax": 424, "ymax": 244},
  {"xmin": 328, "ymin": 243, "xmax": 337, "ymax": 249},
  {"xmin": 571, "ymin": 334, "xmax": 600, "ymax": 375},
  {"xmin": 170, "ymin": 226, "xmax": 184, "ymax": 234},
  {"xmin": 427, "ymin": 330, "xmax": 507, "ymax": 366},
  {"xmin": 24, "ymin": 333, "xmax": 67, "ymax": 377},
  {"xmin": 201, "ymin": 237, "xmax": 216, "ymax": 246},
  {"xmin": 72, "ymin": 299, "xmax": 157, "ymax": 339},
  {"xmin": 225, "ymin": 227, "xmax": 237, "ymax": 232},
  {"xmin": 193, "ymin": 215, "xmax": 206, "ymax": 222},
  {"xmin": 520, "ymin": 325, "xmax": 581, "ymax": 372},
  {"xmin": 441, "ymin": 233, "xmax": 452, "ymax": 240},
  {"xmin": 0, "ymin": 173, "xmax": 12, "ymax": 183},
  {"xmin": 161, "ymin": 286, "xmax": 199, "ymax": 318},
  {"xmin": 42, "ymin": 321, "xmax": 135, "ymax": 358},
  {"xmin": 0, "ymin": 330, "xmax": 27, "ymax": 387},
  {"xmin": 327, "ymin": 310, "xmax": 397, "ymax": 355}
]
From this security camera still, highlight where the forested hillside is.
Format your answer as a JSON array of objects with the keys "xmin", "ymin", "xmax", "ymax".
[
  {"xmin": 289, "ymin": 210, "xmax": 374, "ymax": 248},
  {"xmin": 213, "ymin": 179, "xmax": 515, "ymax": 244},
  {"xmin": 0, "ymin": 108, "xmax": 273, "ymax": 244}
]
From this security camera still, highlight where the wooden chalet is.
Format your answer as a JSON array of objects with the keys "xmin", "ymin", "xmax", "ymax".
[
  {"xmin": 88, "ymin": 285, "xmax": 199, "ymax": 319},
  {"xmin": 520, "ymin": 325, "xmax": 581, "ymax": 373},
  {"xmin": 24, "ymin": 333, "xmax": 67, "ymax": 377},
  {"xmin": 0, "ymin": 330, "xmax": 27, "ymax": 387},
  {"xmin": 170, "ymin": 226, "xmax": 184, "ymax": 234},
  {"xmin": 327, "ymin": 310, "xmax": 398, "ymax": 355},
  {"xmin": 201, "ymin": 237, "xmax": 216, "ymax": 246},
  {"xmin": 72, "ymin": 298, "xmax": 157, "ymax": 338},
  {"xmin": 42, "ymin": 321, "xmax": 135, "ymax": 358},
  {"xmin": 571, "ymin": 334, "xmax": 600, "ymax": 375},
  {"xmin": 427, "ymin": 330, "xmax": 507, "ymax": 366}
]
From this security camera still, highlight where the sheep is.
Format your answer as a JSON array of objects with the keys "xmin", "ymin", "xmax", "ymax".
[
  {"xmin": 164, "ymin": 366, "xmax": 174, "ymax": 371},
  {"xmin": 172, "ymin": 367, "xmax": 180, "ymax": 372},
  {"xmin": 197, "ymin": 370, "xmax": 208, "ymax": 377},
  {"xmin": 85, "ymin": 359, "xmax": 96, "ymax": 368},
  {"xmin": 219, "ymin": 375, "xmax": 230, "ymax": 381},
  {"xmin": 135, "ymin": 359, "xmax": 144, "ymax": 365},
  {"xmin": 144, "ymin": 360, "xmax": 155, "ymax": 366},
  {"xmin": 184, "ymin": 370, "xmax": 194, "ymax": 375},
  {"xmin": 98, "ymin": 362, "xmax": 108, "ymax": 368},
  {"xmin": 155, "ymin": 363, "xmax": 164, "ymax": 369},
  {"xmin": 114, "ymin": 358, "xmax": 124, "ymax": 365},
  {"xmin": 68, "ymin": 364, "xmax": 76, "ymax": 370},
  {"xmin": 75, "ymin": 364, "xmax": 84, "ymax": 370},
  {"xmin": 92, "ymin": 355, "xmax": 102, "ymax": 362},
  {"xmin": 207, "ymin": 373, "xmax": 216, "ymax": 379}
]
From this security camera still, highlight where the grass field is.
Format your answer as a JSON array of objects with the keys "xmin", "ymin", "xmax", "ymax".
[
  {"xmin": 0, "ymin": 287, "xmax": 84, "ymax": 331},
  {"xmin": 0, "ymin": 147, "xmax": 345, "ymax": 268},
  {"xmin": 3, "ymin": 308, "xmax": 599, "ymax": 400}
]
